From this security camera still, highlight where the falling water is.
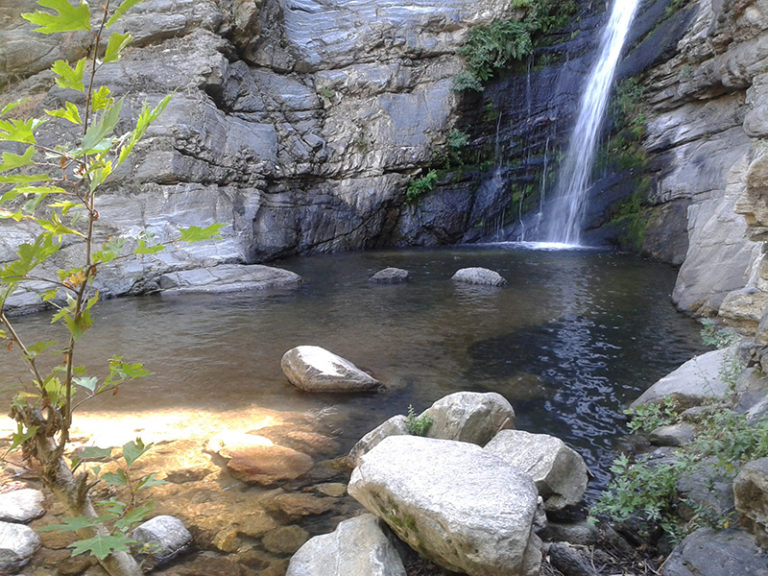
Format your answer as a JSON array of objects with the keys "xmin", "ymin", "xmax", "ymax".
[{"xmin": 542, "ymin": 0, "xmax": 641, "ymax": 245}]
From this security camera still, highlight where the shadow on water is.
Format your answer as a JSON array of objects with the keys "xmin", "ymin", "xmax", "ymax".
[{"xmin": 0, "ymin": 245, "xmax": 707, "ymax": 494}]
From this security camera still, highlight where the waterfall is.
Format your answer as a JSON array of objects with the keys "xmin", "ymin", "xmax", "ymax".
[{"xmin": 541, "ymin": 0, "xmax": 641, "ymax": 245}]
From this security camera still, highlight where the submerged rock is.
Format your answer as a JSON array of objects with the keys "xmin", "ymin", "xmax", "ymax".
[
  {"xmin": 348, "ymin": 435, "xmax": 541, "ymax": 576},
  {"xmin": 281, "ymin": 345, "xmax": 382, "ymax": 393},
  {"xmin": 286, "ymin": 514, "xmax": 406, "ymax": 576},
  {"xmin": 484, "ymin": 429, "xmax": 588, "ymax": 511},
  {"xmin": 132, "ymin": 515, "xmax": 192, "ymax": 566},
  {"xmin": 369, "ymin": 268, "xmax": 409, "ymax": 284},
  {"xmin": 451, "ymin": 267, "xmax": 507, "ymax": 287}
]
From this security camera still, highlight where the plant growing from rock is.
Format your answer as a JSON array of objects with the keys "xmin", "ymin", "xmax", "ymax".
[
  {"xmin": 406, "ymin": 405, "xmax": 433, "ymax": 436},
  {"xmin": 0, "ymin": 1, "xmax": 220, "ymax": 574}
]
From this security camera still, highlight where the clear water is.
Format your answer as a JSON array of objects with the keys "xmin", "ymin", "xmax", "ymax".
[
  {"xmin": 1, "ymin": 246, "xmax": 705, "ymax": 497},
  {"xmin": 542, "ymin": 0, "xmax": 641, "ymax": 244}
]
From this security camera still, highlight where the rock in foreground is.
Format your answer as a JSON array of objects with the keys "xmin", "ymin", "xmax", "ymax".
[
  {"xmin": 286, "ymin": 514, "xmax": 406, "ymax": 576},
  {"xmin": 348, "ymin": 435, "xmax": 541, "ymax": 576},
  {"xmin": 485, "ymin": 429, "xmax": 588, "ymax": 511},
  {"xmin": 0, "ymin": 521, "xmax": 40, "ymax": 574},
  {"xmin": 281, "ymin": 346, "xmax": 382, "ymax": 393}
]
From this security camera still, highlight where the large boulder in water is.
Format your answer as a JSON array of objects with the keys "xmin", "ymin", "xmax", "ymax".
[
  {"xmin": 422, "ymin": 391, "xmax": 515, "ymax": 445},
  {"xmin": 452, "ymin": 267, "xmax": 507, "ymax": 287},
  {"xmin": 484, "ymin": 430, "xmax": 588, "ymax": 511},
  {"xmin": 281, "ymin": 346, "xmax": 382, "ymax": 393},
  {"xmin": 286, "ymin": 514, "xmax": 406, "ymax": 576},
  {"xmin": 348, "ymin": 435, "xmax": 541, "ymax": 576}
]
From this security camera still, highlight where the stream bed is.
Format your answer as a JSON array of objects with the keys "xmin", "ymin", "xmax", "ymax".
[{"xmin": 1, "ymin": 244, "xmax": 707, "ymax": 497}]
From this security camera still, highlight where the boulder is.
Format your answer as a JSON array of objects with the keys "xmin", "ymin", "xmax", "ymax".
[
  {"xmin": 132, "ymin": 515, "xmax": 192, "ymax": 565},
  {"xmin": 281, "ymin": 346, "xmax": 382, "ymax": 393},
  {"xmin": 0, "ymin": 520, "xmax": 40, "ymax": 573},
  {"xmin": 158, "ymin": 264, "xmax": 302, "ymax": 294},
  {"xmin": 734, "ymin": 457, "xmax": 768, "ymax": 544},
  {"xmin": 451, "ymin": 267, "xmax": 507, "ymax": 287},
  {"xmin": 649, "ymin": 423, "xmax": 696, "ymax": 447},
  {"xmin": 348, "ymin": 415, "xmax": 409, "ymax": 464},
  {"xmin": 0, "ymin": 488, "xmax": 45, "ymax": 523},
  {"xmin": 369, "ymin": 268, "xmax": 409, "ymax": 284},
  {"xmin": 224, "ymin": 444, "xmax": 314, "ymax": 486},
  {"xmin": 660, "ymin": 528, "xmax": 768, "ymax": 576},
  {"xmin": 484, "ymin": 429, "xmax": 588, "ymax": 511},
  {"xmin": 286, "ymin": 514, "xmax": 406, "ymax": 576},
  {"xmin": 629, "ymin": 348, "xmax": 736, "ymax": 410},
  {"xmin": 422, "ymin": 391, "xmax": 515, "ymax": 445},
  {"xmin": 348, "ymin": 435, "xmax": 541, "ymax": 576}
]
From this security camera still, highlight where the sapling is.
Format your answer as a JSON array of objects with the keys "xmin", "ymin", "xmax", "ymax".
[{"xmin": 0, "ymin": 1, "xmax": 220, "ymax": 574}]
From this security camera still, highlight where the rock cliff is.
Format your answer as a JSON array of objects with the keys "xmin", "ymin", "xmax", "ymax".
[{"xmin": 0, "ymin": 0, "xmax": 511, "ymax": 303}]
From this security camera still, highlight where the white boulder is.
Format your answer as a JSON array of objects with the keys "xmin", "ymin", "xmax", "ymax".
[
  {"xmin": 348, "ymin": 435, "xmax": 541, "ymax": 576},
  {"xmin": 452, "ymin": 267, "xmax": 507, "ymax": 287},
  {"xmin": 484, "ymin": 430, "xmax": 588, "ymax": 511},
  {"xmin": 281, "ymin": 346, "xmax": 382, "ymax": 393},
  {"xmin": 422, "ymin": 391, "xmax": 515, "ymax": 444},
  {"xmin": 286, "ymin": 514, "xmax": 406, "ymax": 576}
]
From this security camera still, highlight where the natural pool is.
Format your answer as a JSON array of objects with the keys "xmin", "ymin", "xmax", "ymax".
[{"xmin": 1, "ymin": 244, "xmax": 707, "ymax": 497}]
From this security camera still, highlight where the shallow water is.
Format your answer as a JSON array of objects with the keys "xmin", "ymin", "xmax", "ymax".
[{"xmin": 1, "ymin": 245, "xmax": 706, "ymax": 496}]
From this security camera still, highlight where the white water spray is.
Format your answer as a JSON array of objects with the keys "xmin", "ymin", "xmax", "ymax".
[{"xmin": 542, "ymin": 0, "xmax": 641, "ymax": 245}]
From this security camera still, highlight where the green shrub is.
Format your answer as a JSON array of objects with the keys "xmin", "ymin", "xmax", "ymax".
[
  {"xmin": 624, "ymin": 396, "xmax": 680, "ymax": 434},
  {"xmin": 406, "ymin": 170, "xmax": 438, "ymax": 204},
  {"xmin": 406, "ymin": 405, "xmax": 434, "ymax": 436}
]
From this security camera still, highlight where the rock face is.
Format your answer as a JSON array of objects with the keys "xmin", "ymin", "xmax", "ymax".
[
  {"xmin": 0, "ymin": 0, "xmax": 513, "ymax": 305},
  {"xmin": 281, "ymin": 345, "xmax": 382, "ymax": 393},
  {"xmin": 734, "ymin": 457, "xmax": 768, "ymax": 544},
  {"xmin": 484, "ymin": 429, "xmax": 588, "ymax": 511},
  {"xmin": 286, "ymin": 514, "xmax": 406, "ymax": 576},
  {"xmin": 348, "ymin": 435, "xmax": 541, "ymax": 576},
  {"xmin": 660, "ymin": 528, "xmax": 768, "ymax": 576}
]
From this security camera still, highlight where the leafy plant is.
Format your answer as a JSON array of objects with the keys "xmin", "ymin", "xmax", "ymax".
[
  {"xmin": 624, "ymin": 396, "xmax": 680, "ymax": 434},
  {"xmin": 0, "ymin": 2, "xmax": 221, "ymax": 574},
  {"xmin": 41, "ymin": 439, "xmax": 165, "ymax": 562},
  {"xmin": 406, "ymin": 170, "xmax": 438, "ymax": 204},
  {"xmin": 406, "ymin": 405, "xmax": 434, "ymax": 436}
]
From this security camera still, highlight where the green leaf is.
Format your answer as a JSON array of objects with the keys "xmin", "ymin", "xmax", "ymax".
[
  {"xmin": 80, "ymin": 97, "xmax": 124, "ymax": 153},
  {"xmin": 69, "ymin": 533, "xmax": 133, "ymax": 560},
  {"xmin": 91, "ymin": 86, "xmax": 115, "ymax": 112},
  {"xmin": 0, "ymin": 117, "xmax": 45, "ymax": 144},
  {"xmin": 122, "ymin": 438, "xmax": 150, "ymax": 467},
  {"xmin": 64, "ymin": 307, "xmax": 93, "ymax": 340},
  {"xmin": 25, "ymin": 339, "xmax": 56, "ymax": 359},
  {"xmin": 102, "ymin": 469, "xmax": 129, "ymax": 486},
  {"xmin": 1, "ymin": 98, "xmax": 30, "ymax": 117},
  {"xmin": 51, "ymin": 58, "xmax": 87, "ymax": 92},
  {"xmin": 10, "ymin": 423, "xmax": 38, "ymax": 451},
  {"xmin": 106, "ymin": 0, "xmax": 146, "ymax": 28},
  {"xmin": 46, "ymin": 101, "xmax": 82, "ymax": 124},
  {"xmin": 117, "ymin": 94, "xmax": 171, "ymax": 166},
  {"xmin": 77, "ymin": 445, "xmax": 113, "ymax": 460},
  {"xmin": 137, "ymin": 472, "xmax": 166, "ymax": 490},
  {"xmin": 114, "ymin": 502, "xmax": 153, "ymax": 533},
  {"xmin": 103, "ymin": 32, "xmax": 133, "ymax": 63},
  {"xmin": 89, "ymin": 159, "xmax": 113, "ymax": 191},
  {"xmin": 39, "ymin": 211, "xmax": 84, "ymax": 239},
  {"xmin": 134, "ymin": 238, "xmax": 165, "ymax": 255},
  {"xmin": 103, "ymin": 356, "xmax": 149, "ymax": 390},
  {"xmin": 0, "ymin": 174, "xmax": 49, "ymax": 185},
  {"xmin": 38, "ymin": 516, "xmax": 99, "ymax": 533},
  {"xmin": 49, "ymin": 200, "xmax": 81, "ymax": 216},
  {"xmin": 178, "ymin": 223, "xmax": 225, "ymax": 243},
  {"xmin": 22, "ymin": 0, "xmax": 91, "ymax": 34},
  {"xmin": 74, "ymin": 376, "xmax": 99, "ymax": 392},
  {"xmin": 0, "ymin": 235, "xmax": 60, "ymax": 283},
  {"xmin": 94, "ymin": 236, "xmax": 125, "ymax": 264},
  {"xmin": 0, "ymin": 146, "xmax": 36, "ymax": 173}
]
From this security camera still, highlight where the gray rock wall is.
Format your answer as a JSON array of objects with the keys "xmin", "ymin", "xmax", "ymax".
[{"xmin": 0, "ymin": 0, "xmax": 510, "ymax": 300}]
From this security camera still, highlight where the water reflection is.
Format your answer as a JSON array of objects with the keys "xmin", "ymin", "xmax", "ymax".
[{"xmin": 0, "ymin": 246, "xmax": 706, "ymax": 494}]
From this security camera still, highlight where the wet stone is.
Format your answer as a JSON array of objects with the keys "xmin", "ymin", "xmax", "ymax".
[{"xmin": 262, "ymin": 525, "xmax": 310, "ymax": 554}]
